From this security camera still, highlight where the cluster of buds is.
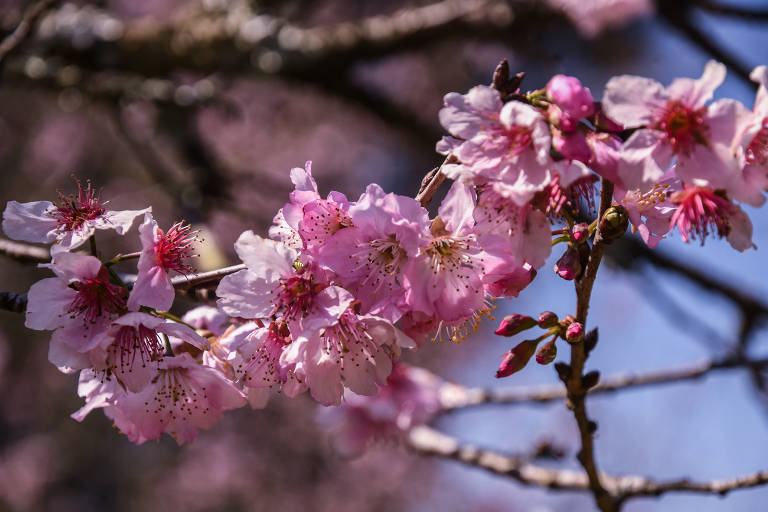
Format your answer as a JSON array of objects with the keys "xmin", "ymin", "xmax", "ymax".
[{"xmin": 494, "ymin": 311, "xmax": 585, "ymax": 378}]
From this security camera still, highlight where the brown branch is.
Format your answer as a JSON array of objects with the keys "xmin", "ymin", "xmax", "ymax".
[
  {"xmin": 439, "ymin": 356, "xmax": 768, "ymax": 410},
  {"xmin": 691, "ymin": 0, "xmax": 768, "ymax": 20},
  {"xmin": 566, "ymin": 178, "xmax": 615, "ymax": 510},
  {"xmin": 0, "ymin": 0, "xmax": 58, "ymax": 65},
  {"xmin": 0, "ymin": 237, "xmax": 50, "ymax": 263},
  {"xmin": 407, "ymin": 425, "xmax": 768, "ymax": 501},
  {"xmin": 416, "ymin": 155, "xmax": 457, "ymax": 207},
  {"xmin": 169, "ymin": 264, "xmax": 246, "ymax": 291}
]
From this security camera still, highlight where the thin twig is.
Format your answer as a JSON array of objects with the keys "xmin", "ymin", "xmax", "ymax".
[
  {"xmin": 568, "ymin": 178, "xmax": 615, "ymax": 511},
  {"xmin": 691, "ymin": 0, "xmax": 768, "ymax": 20},
  {"xmin": 0, "ymin": 0, "xmax": 58, "ymax": 64},
  {"xmin": 439, "ymin": 356, "xmax": 768, "ymax": 410},
  {"xmin": 415, "ymin": 155, "xmax": 456, "ymax": 207},
  {"xmin": 170, "ymin": 264, "xmax": 246, "ymax": 290},
  {"xmin": 407, "ymin": 425, "xmax": 768, "ymax": 501},
  {"xmin": 0, "ymin": 237, "xmax": 50, "ymax": 263}
]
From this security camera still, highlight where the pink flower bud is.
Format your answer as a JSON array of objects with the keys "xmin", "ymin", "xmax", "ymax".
[
  {"xmin": 494, "ymin": 314, "xmax": 537, "ymax": 337},
  {"xmin": 571, "ymin": 223, "xmax": 589, "ymax": 244},
  {"xmin": 553, "ymin": 247, "xmax": 581, "ymax": 281},
  {"xmin": 546, "ymin": 75, "xmax": 595, "ymax": 125},
  {"xmin": 565, "ymin": 322, "xmax": 585, "ymax": 344},
  {"xmin": 496, "ymin": 339, "xmax": 538, "ymax": 378},
  {"xmin": 552, "ymin": 130, "xmax": 591, "ymax": 163},
  {"xmin": 536, "ymin": 338, "xmax": 557, "ymax": 365},
  {"xmin": 537, "ymin": 311, "xmax": 559, "ymax": 328}
]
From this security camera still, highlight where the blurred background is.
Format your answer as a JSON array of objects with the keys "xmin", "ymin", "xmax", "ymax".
[{"xmin": 0, "ymin": 0, "xmax": 767, "ymax": 510}]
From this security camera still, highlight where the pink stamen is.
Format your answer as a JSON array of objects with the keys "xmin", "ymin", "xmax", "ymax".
[
  {"xmin": 670, "ymin": 186, "xmax": 733, "ymax": 244},
  {"xmin": 655, "ymin": 100, "xmax": 708, "ymax": 155},
  {"xmin": 67, "ymin": 267, "xmax": 126, "ymax": 324},
  {"xmin": 155, "ymin": 222, "xmax": 199, "ymax": 275},
  {"xmin": 746, "ymin": 117, "xmax": 768, "ymax": 166},
  {"xmin": 50, "ymin": 179, "xmax": 106, "ymax": 232}
]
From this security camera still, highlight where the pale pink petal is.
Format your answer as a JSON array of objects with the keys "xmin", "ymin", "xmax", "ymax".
[
  {"xmin": 96, "ymin": 207, "xmax": 151, "ymax": 235},
  {"xmin": 666, "ymin": 60, "xmax": 726, "ymax": 110},
  {"xmin": 726, "ymin": 207, "xmax": 755, "ymax": 252},
  {"xmin": 24, "ymin": 278, "xmax": 74, "ymax": 330},
  {"xmin": 48, "ymin": 336, "xmax": 90, "ymax": 374},
  {"xmin": 156, "ymin": 322, "xmax": 210, "ymax": 350},
  {"xmin": 1, "ymin": 200, "xmax": 57, "ymax": 244},
  {"xmin": 216, "ymin": 269, "xmax": 276, "ymax": 319},
  {"xmin": 127, "ymin": 265, "xmax": 173, "ymax": 311},
  {"xmin": 233, "ymin": 231, "xmax": 295, "ymax": 280},
  {"xmin": 618, "ymin": 129, "xmax": 672, "ymax": 190},
  {"xmin": 602, "ymin": 75, "xmax": 666, "ymax": 127},
  {"xmin": 437, "ymin": 181, "xmax": 476, "ymax": 234}
]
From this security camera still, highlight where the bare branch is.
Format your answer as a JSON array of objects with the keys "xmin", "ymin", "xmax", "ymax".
[
  {"xmin": 0, "ymin": 237, "xmax": 50, "ymax": 263},
  {"xmin": 440, "ymin": 356, "xmax": 768, "ymax": 410},
  {"xmin": 691, "ymin": 0, "xmax": 768, "ymax": 20},
  {"xmin": 0, "ymin": 0, "xmax": 58, "ymax": 64},
  {"xmin": 170, "ymin": 264, "xmax": 246, "ymax": 291},
  {"xmin": 0, "ymin": 291, "xmax": 27, "ymax": 314},
  {"xmin": 407, "ymin": 425, "xmax": 768, "ymax": 502}
]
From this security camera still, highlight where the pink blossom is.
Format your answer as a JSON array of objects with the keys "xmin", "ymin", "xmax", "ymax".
[
  {"xmin": 546, "ymin": 0, "xmax": 654, "ymax": 38},
  {"xmin": 402, "ymin": 182, "xmax": 498, "ymax": 324},
  {"xmin": 127, "ymin": 213, "xmax": 199, "ymax": 312},
  {"xmin": 585, "ymin": 131, "xmax": 623, "ymax": 186},
  {"xmin": 182, "ymin": 305, "xmax": 229, "ymax": 336},
  {"xmin": 603, "ymin": 61, "xmax": 745, "ymax": 192},
  {"xmin": 615, "ymin": 171, "xmax": 680, "ymax": 248},
  {"xmin": 317, "ymin": 183, "xmax": 430, "ymax": 321},
  {"xmin": 437, "ymin": 86, "xmax": 553, "ymax": 206},
  {"xmin": 669, "ymin": 185, "xmax": 755, "ymax": 251},
  {"xmin": 229, "ymin": 322, "xmax": 307, "ymax": 409},
  {"xmin": 73, "ymin": 353, "xmax": 246, "ymax": 445},
  {"xmin": 2, "ymin": 180, "xmax": 148, "ymax": 254},
  {"xmin": 552, "ymin": 129, "xmax": 591, "ymax": 162},
  {"xmin": 546, "ymin": 75, "xmax": 595, "ymax": 131},
  {"xmin": 26, "ymin": 253, "xmax": 127, "ymax": 363},
  {"xmin": 318, "ymin": 363, "xmax": 442, "ymax": 456},
  {"xmin": 281, "ymin": 291, "xmax": 415, "ymax": 406},
  {"xmin": 216, "ymin": 232, "xmax": 344, "ymax": 336},
  {"xmin": 90, "ymin": 312, "xmax": 209, "ymax": 393}
]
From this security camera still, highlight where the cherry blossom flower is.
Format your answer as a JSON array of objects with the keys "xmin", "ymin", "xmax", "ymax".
[
  {"xmin": 615, "ymin": 172, "xmax": 680, "ymax": 248},
  {"xmin": 91, "ymin": 312, "xmax": 209, "ymax": 393},
  {"xmin": 282, "ymin": 292, "xmax": 415, "ymax": 406},
  {"xmin": 73, "ymin": 353, "xmax": 246, "ymax": 445},
  {"xmin": 216, "ymin": 231, "xmax": 345, "ymax": 337},
  {"xmin": 317, "ymin": 183, "xmax": 430, "ymax": 321},
  {"xmin": 546, "ymin": 0, "xmax": 654, "ymax": 38},
  {"xmin": 318, "ymin": 362, "xmax": 442, "ymax": 456},
  {"xmin": 182, "ymin": 306, "xmax": 229, "ymax": 336},
  {"xmin": 437, "ymin": 86, "xmax": 553, "ymax": 206},
  {"xmin": 403, "ymin": 182, "xmax": 499, "ymax": 324},
  {"xmin": 2, "ymin": 180, "xmax": 148, "ymax": 254},
  {"xmin": 228, "ymin": 322, "xmax": 307, "ymax": 409},
  {"xmin": 669, "ymin": 185, "xmax": 755, "ymax": 251},
  {"xmin": 268, "ymin": 161, "xmax": 352, "ymax": 252},
  {"xmin": 26, "ymin": 253, "xmax": 127, "ymax": 363},
  {"xmin": 127, "ymin": 213, "xmax": 199, "ymax": 312},
  {"xmin": 603, "ymin": 61, "xmax": 745, "ymax": 192}
]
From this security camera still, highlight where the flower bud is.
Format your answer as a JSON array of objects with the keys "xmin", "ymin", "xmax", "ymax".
[
  {"xmin": 496, "ymin": 339, "xmax": 538, "ymax": 378},
  {"xmin": 546, "ymin": 75, "xmax": 595, "ymax": 127},
  {"xmin": 535, "ymin": 338, "xmax": 557, "ymax": 365},
  {"xmin": 571, "ymin": 223, "xmax": 589, "ymax": 244},
  {"xmin": 553, "ymin": 247, "xmax": 581, "ymax": 281},
  {"xmin": 494, "ymin": 314, "xmax": 537, "ymax": 337},
  {"xmin": 537, "ymin": 311, "xmax": 559, "ymax": 328},
  {"xmin": 598, "ymin": 205, "xmax": 629, "ymax": 241},
  {"xmin": 565, "ymin": 322, "xmax": 585, "ymax": 344}
]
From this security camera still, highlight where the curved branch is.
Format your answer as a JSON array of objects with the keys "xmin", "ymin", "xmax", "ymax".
[
  {"xmin": 440, "ymin": 356, "xmax": 768, "ymax": 410},
  {"xmin": 407, "ymin": 425, "xmax": 768, "ymax": 502},
  {"xmin": 691, "ymin": 0, "xmax": 768, "ymax": 21},
  {"xmin": 0, "ymin": 0, "xmax": 58, "ymax": 64},
  {"xmin": 0, "ymin": 237, "xmax": 50, "ymax": 263}
]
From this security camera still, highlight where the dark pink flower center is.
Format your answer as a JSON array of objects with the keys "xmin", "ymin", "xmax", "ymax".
[
  {"xmin": 50, "ymin": 180, "xmax": 106, "ymax": 232},
  {"xmin": 155, "ymin": 222, "xmax": 198, "ymax": 275},
  {"xmin": 670, "ymin": 186, "xmax": 733, "ymax": 244},
  {"xmin": 656, "ymin": 101, "xmax": 708, "ymax": 155},
  {"xmin": 272, "ymin": 269, "xmax": 325, "ymax": 321},
  {"xmin": 68, "ymin": 267, "xmax": 127, "ymax": 324},
  {"xmin": 109, "ymin": 324, "xmax": 164, "ymax": 373},
  {"xmin": 746, "ymin": 117, "xmax": 768, "ymax": 166}
]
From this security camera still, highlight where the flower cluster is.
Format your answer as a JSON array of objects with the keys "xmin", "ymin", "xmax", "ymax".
[{"xmin": 3, "ymin": 59, "xmax": 767, "ymax": 447}]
